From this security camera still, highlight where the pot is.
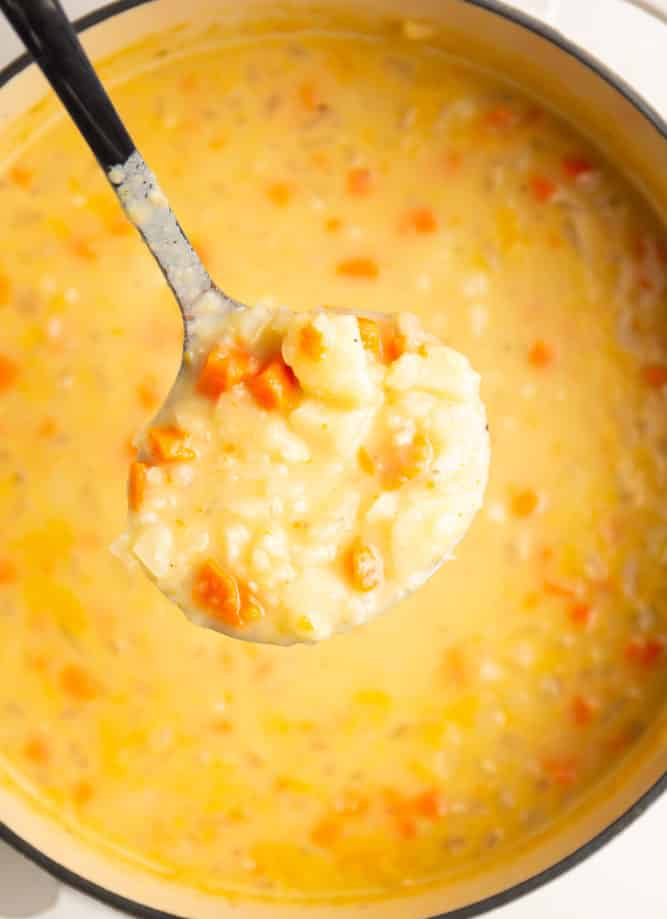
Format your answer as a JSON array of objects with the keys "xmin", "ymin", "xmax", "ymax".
[{"xmin": 0, "ymin": 2, "xmax": 665, "ymax": 917}]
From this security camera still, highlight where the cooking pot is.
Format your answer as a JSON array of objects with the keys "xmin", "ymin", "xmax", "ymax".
[{"xmin": 0, "ymin": 1, "xmax": 665, "ymax": 917}]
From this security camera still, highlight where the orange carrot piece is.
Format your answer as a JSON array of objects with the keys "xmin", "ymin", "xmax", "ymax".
[
  {"xmin": 511, "ymin": 489, "xmax": 538, "ymax": 518},
  {"xmin": 325, "ymin": 216, "xmax": 342, "ymax": 233},
  {"xmin": 528, "ymin": 340, "xmax": 554, "ymax": 368},
  {"xmin": 299, "ymin": 324, "xmax": 326, "ymax": 360},
  {"xmin": 347, "ymin": 167, "xmax": 372, "ymax": 196},
  {"xmin": 136, "ymin": 380, "xmax": 159, "ymax": 412},
  {"xmin": 311, "ymin": 818, "xmax": 340, "ymax": 847},
  {"xmin": 8, "ymin": 165, "xmax": 33, "ymax": 189},
  {"xmin": 571, "ymin": 695, "xmax": 596, "ymax": 726},
  {"xmin": 0, "ymin": 272, "xmax": 10, "ymax": 306},
  {"xmin": 24, "ymin": 736, "xmax": 49, "ymax": 765},
  {"xmin": 299, "ymin": 81, "xmax": 321, "ymax": 112},
  {"xmin": 624, "ymin": 637, "xmax": 664, "ymax": 669},
  {"xmin": 69, "ymin": 238, "xmax": 96, "ymax": 261},
  {"xmin": 395, "ymin": 815, "xmax": 417, "ymax": 839},
  {"xmin": 347, "ymin": 543, "xmax": 383, "ymax": 592},
  {"xmin": 0, "ymin": 559, "xmax": 17, "ymax": 584},
  {"xmin": 412, "ymin": 789, "xmax": 447, "ymax": 819},
  {"xmin": 0, "ymin": 354, "xmax": 18, "ymax": 392},
  {"xmin": 248, "ymin": 357, "xmax": 299, "ymax": 411},
  {"xmin": 400, "ymin": 206, "xmax": 438, "ymax": 234},
  {"xmin": 60, "ymin": 664, "xmax": 98, "ymax": 701},
  {"xmin": 197, "ymin": 344, "xmax": 257, "ymax": 400},
  {"xmin": 266, "ymin": 182, "xmax": 292, "ymax": 207},
  {"xmin": 541, "ymin": 756, "xmax": 578, "ymax": 787},
  {"xmin": 544, "ymin": 580, "xmax": 577, "ymax": 599},
  {"xmin": 383, "ymin": 327, "xmax": 406, "ymax": 363},
  {"xmin": 484, "ymin": 107, "xmax": 518, "ymax": 130},
  {"xmin": 128, "ymin": 461, "xmax": 148, "ymax": 512},
  {"xmin": 641, "ymin": 364, "xmax": 667, "ymax": 388},
  {"xmin": 148, "ymin": 425, "xmax": 196, "ymax": 463},
  {"xmin": 569, "ymin": 602, "xmax": 593, "ymax": 627},
  {"xmin": 357, "ymin": 317, "xmax": 382, "ymax": 357},
  {"xmin": 336, "ymin": 256, "xmax": 379, "ymax": 279},
  {"xmin": 562, "ymin": 155, "xmax": 594, "ymax": 179},
  {"xmin": 192, "ymin": 560, "xmax": 243, "ymax": 628},
  {"xmin": 530, "ymin": 175, "xmax": 557, "ymax": 203},
  {"xmin": 72, "ymin": 780, "xmax": 94, "ymax": 806}
]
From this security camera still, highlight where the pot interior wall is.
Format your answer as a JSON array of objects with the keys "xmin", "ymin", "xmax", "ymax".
[{"xmin": 0, "ymin": 2, "xmax": 665, "ymax": 917}]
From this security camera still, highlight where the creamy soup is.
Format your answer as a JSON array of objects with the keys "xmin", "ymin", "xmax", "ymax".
[
  {"xmin": 124, "ymin": 305, "xmax": 488, "ymax": 643},
  {"xmin": 0, "ymin": 15, "xmax": 666, "ymax": 903}
]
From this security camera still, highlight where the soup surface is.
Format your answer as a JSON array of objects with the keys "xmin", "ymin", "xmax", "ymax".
[{"xmin": 0, "ymin": 15, "xmax": 666, "ymax": 902}]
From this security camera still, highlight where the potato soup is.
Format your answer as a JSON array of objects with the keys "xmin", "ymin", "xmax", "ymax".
[{"xmin": 0, "ymin": 13, "xmax": 666, "ymax": 904}]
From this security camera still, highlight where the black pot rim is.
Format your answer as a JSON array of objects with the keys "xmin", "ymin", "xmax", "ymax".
[{"xmin": 0, "ymin": 1, "xmax": 666, "ymax": 917}]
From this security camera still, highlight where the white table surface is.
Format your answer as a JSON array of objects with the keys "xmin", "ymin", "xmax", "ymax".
[{"xmin": 1, "ymin": 0, "xmax": 666, "ymax": 916}]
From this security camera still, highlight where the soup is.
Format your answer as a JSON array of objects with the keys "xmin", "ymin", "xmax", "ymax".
[{"xmin": 0, "ymin": 12, "xmax": 666, "ymax": 903}]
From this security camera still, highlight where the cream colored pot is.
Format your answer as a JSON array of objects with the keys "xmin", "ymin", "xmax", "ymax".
[{"xmin": 0, "ymin": 2, "xmax": 665, "ymax": 917}]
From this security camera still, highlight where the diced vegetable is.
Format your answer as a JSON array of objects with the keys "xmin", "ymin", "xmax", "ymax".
[
  {"xmin": 528, "ymin": 340, "xmax": 554, "ymax": 368},
  {"xmin": 571, "ymin": 695, "xmax": 596, "ymax": 726},
  {"xmin": 148, "ymin": 426, "xmax": 196, "ymax": 463},
  {"xmin": 336, "ymin": 256, "xmax": 379, "ymax": 279},
  {"xmin": 0, "ymin": 559, "xmax": 17, "ymax": 584},
  {"xmin": 624, "ymin": 637, "xmax": 663, "ymax": 668},
  {"xmin": 192, "ymin": 560, "xmax": 243, "ymax": 627},
  {"xmin": 530, "ymin": 175, "xmax": 556, "ymax": 203},
  {"xmin": 569, "ymin": 602, "xmax": 593, "ymax": 627},
  {"xmin": 511, "ymin": 489, "xmax": 538, "ymax": 517},
  {"xmin": 347, "ymin": 168, "xmax": 372, "ymax": 196},
  {"xmin": 249, "ymin": 356, "xmax": 299, "ymax": 410},
  {"xmin": 298, "ymin": 324, "xmax": 326, "ymax": 360},
  {"xmin": 400, "ymin": 207, "xmax": 438, "ymax": 234},
  {"xmin": 8, "ymin": 165, "xmax": 33, "ymax": 189},
  {"xmin": 128, "ymin": 462, "xmax": 148, "ymax": 512},
  {"xmin": 266, "ymin": 182, "xmax": 292, "ymax": 207},
  {"xmin": 60, "ymin": 664, "xmax": 98, "ymax": 701},
  {"xmin": 0, "ymin": 354, "xmax": 18, "ymax": 391},
  {"xmin": 641, "ymin": 364, "xmax": 667, "ymax": 388},
  {"xmin": 357, "ymin": 317, "xmax": 381, "ymax": 357},
  {"xmin": 197, "ymin": 344, "xmax": 258, "ymax": 399},
  {"xmin": 23, "ymin": 736, "xmax": 49, "ymax": 765},
  {"xmin": 562, "ymin": 155, "xmax": 594, "ymax": 179}
]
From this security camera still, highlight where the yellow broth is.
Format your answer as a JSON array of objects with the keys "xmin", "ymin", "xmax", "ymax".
[{"xmin": 0, "ymin": 20, "xmax": 666, "ymax": 900}]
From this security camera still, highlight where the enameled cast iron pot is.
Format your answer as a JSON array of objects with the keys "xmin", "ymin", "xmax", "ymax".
[{"xmin": 0, "ymin": 1, "xmax": 665, "ymax": 916}]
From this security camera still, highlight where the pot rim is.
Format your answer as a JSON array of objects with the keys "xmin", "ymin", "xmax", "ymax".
[{"xmin": 0, "ymin": 1, "xmax": 665, "ymax": 917}]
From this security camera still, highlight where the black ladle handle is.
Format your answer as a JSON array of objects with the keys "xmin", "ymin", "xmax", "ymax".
[{"xmin": 0, "ymin": 0, "xmax": 134, "ymax": 170}]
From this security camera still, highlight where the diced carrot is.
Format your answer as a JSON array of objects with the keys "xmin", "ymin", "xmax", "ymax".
[
  {"xmin": 641, "ymin": 364, "xmax": 667, "ymax": 388},
  {"xmin": 357, "ymin": 317, "xmax": 381, "ymax": 357},
  {"xmin": 347, "ymin": 167, "xmax": 372, "ymax": 196},
  {"xmin": 325, "ymin": 216, "xmax": 342, "ymax": 233},
  {"xmin": 400, "ymin": 206, "xmax": 438, "ymax": 234},
  {"xmin": 299, "ymin": 324, "xmax": 326, "ymax": 360},
  {"xmin": 522, "ymin": 591, "xmax": 539, "ymax": 610},
  {"xmin": 569, "ymin": 602, "xmax": 593, "ymax": 627},
  {"xmin": 128, "ymin": 461, "xmax": 148, "ymax": 512},
  {"xmin": 530, "ymin": 175, "xmax": 557, "ymax": 203},
  {"xmin": 624, "ymin": 637, "xmax": 664, "ymax": 669},
  {"xmin": 383, "ymin": 328, "xmax": 405, "ymax": 363},
  {"xmin": 60, "ymin": 664, "xmax": 98, "ymax": 701},
  {"xmin": 357, "ymin": 446, "xmax": 375, "ymax": 475},
  {"xmin": 192, "ymin": 560, "xmax": 243, "ymax": 628},
  {"xmin": 0, "ymin": 272, "xmax": 10, "ymax": 306},
  {"xmin": 26, "ymin": 651, "xmax": 48, "ymax": 672},
  {"xmin": 69, "ymin": 237, "xmax": 96, "ymax": 261},
  {"xmin": 336, "ymin": 256, "xmax": 379, "ymax": 279},
  {"xmin": 528, "ymin": 340, "xmax": 554, "ymax": 368},
  {"xmin": 197, "ymin": 344, "xmax": 258, "ymax": 400},
  {"xmin": 571, "ymin": 695, "xmax": 596, "ymax": 726},
  {"xmin": 125, "ymin": 437, "xmax": 138, "ymax": 460},
  {"xmin": 266, "ymin": 182, "xmax": 292, "ymax": 207},
  {"xmin": 0, "ymin": 559, "xmax": 17, "ymax": 584},
  {"xmin": 511, "ymin": 489, "xmax": 538, "ymax": 518},
  {"xmin": 311, "ymin": 817, "xmax": 340, "ymax": 847},
  {"xmin": 72, "ymin": 779, "xmax": 94, "ymax": 806},
  {"xmin": 248, "ymin": 356, "xmax": 299, "ymax": 411},
  {"xmin": 8, "ymin": 165, "xmax": 33, "ymax": 189},
  {"xmin": 299, "ymin": 81, "xmax": 321, "ymax": 112},
  {"xmin": 24, "ymin": 736, "xmax": 49, "ymax": 765},
  {"xmin": 0, "ymin": 354, "xmax": 18, "ymax": 392},
  {"xmin": 347, "ymin": 543, "xmax": 383, "ymax": 592},
  {"xmin": 136, "ymin": 380, "xmax": 159, "ymax": 412},
  {"xmin": 544, "ymin": 580, "xmax": 577, "ymax": 599},
  {"xmin": 541, "ymin": 755, "xmax": 578, "ymax": 787},
  {"xmin": 562, "ymin": 155, "xmax": 594, "ymax": 180},
  {"xmin": 484, "ymin": 107, "xmax": 518, "ymax": 130},
  {"xmin": 412, "ymin": 789, "xmax": 447, "ymax": 819},
  {"xmin": 38, "ymin": 417, "xmax": 58, "ymax": 438},
  {"xmin": 147, "ymin": 425, "xmax": 196, "ymax": 463},
  {"xmin": 395, "ymin": 815, "xmax": 417, "ymax": 839}
]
